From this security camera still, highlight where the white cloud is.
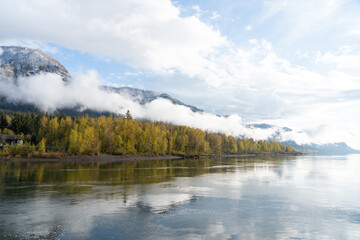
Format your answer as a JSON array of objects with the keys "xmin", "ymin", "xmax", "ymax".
[
  {"xmin": 245, "ymin": 25, "xmax": 252, "ymax": 31},
  {"xmin": 124, "ymin": 71, "xmax": 139, "ymax": 76},
  {"xmin": 316, "ymin": 46, "xmax": 360, "ymax": 69},
  {"xmin": 259, "ymin": 0, "xmax": 360, "ymax": 45},
  {"xmin": 0, "ymin": 0, "xmax": 225, "ymax": 77},
  {"xmin": 0, "ymin": 71, "xmax": 136, "ymax": 114},
  {"xmin": 295, "ymin": 51, "xmax": 310, "ymax": 59},
  {"xmin": 192, "ymin": 5, "xmax": 201, "ymax": 13},
  {"xmin": 210, "ymin": 12, "xmax": 221, "ymax": 20},
  {"xmin": 349, "ymin": 29, "xmax": 360, "ymax": 36},
  {"xmin": 194, "ymin": 39, "xmax": 360, "ymax": 94}
]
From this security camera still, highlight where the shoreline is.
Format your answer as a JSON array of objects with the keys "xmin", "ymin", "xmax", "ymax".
[{"xmin": 0, "ymin": 153, "xmax": 301, "ymax": 163}]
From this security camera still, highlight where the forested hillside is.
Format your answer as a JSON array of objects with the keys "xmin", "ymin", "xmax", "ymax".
[{"xmin": 0, "ymin": 110, "xmax": 298, "ymax": 157}]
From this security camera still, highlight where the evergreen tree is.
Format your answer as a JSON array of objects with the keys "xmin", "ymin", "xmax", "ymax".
[
  {"xmin": 0, "ymin": 112, "xmax": 8, "ymax": 130},
  {"xmin": 125, "ymin": 110, "xmax": 132, "ymax": 119}
]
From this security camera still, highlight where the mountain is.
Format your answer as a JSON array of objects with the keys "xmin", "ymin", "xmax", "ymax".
[
  {"xmin": 246, "ymin": 123, "xmax": 293, "ymax": 132},
  {"xmin": 281, "ymin": 140, "xmax": 360, "ymax": 155},
  {"xmin": 102, "ymin": 86, "xmax": 202, "ymax": 113},
  {"xmin": 0, "ymin": 45, "xmax": 202, "ymax": 114},
  {"xmin": 0, "ymin": 46, "xmax": 71, "ymax": 83},
  {"xmin": 247, "ymin": 123, "xmax": 360, "ymax": 155}
]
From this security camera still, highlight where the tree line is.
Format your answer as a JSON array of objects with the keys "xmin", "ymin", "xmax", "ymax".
[{"xmin": 0, "ymin": 110, "xmax": 298, "ymax": 157}]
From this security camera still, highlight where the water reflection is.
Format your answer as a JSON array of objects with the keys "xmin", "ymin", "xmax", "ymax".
[
  {"xmin": 1, "ymin": 155, "xmax": 360, "ymax": 239},
  {"xmin": 0, "ymin": 156, "xmax": 288, "ymax": 199}
]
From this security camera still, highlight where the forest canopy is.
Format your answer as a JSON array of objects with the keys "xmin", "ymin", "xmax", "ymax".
[{"xmin": 0, "ymin": 110, "xmax": 298, "ymax": 157}]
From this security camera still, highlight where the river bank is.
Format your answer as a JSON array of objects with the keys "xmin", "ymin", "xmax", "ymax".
[{"xmin": 0, "ymin": 152, "xmax": 301, "ymax": 163}]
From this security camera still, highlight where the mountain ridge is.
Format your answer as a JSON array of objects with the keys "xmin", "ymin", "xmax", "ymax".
[
  {"xmin": 281, "ymin": 140, "xmax": 360, "ymax": 155},
  {"xmin": 102, "ymin": 86, "xmax": 202, "ymax": 113}
]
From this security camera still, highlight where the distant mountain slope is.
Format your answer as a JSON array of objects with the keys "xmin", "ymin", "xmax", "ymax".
[
  {"xmin": 282, "ymin": 140, "xmax": 360, "ymax": 155},
  {"xmin": 247, "ymin": 123, "xmax": 360, "ymax": 155},
  {"xmin": 102, "ymin": 86, "xmax": 202, "ymax": 112},
  {"xmin": 247, "ymin": 123, "xmax": 293, "ymax": 132},
  {"xmin": 0, "ymin": 46, "xmax": 71, "ymax": 83}
]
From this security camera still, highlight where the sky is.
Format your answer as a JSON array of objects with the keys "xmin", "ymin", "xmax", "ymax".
[{"xmin": 0, "ymin": 0, "xmax": 360, "ymax": 149}]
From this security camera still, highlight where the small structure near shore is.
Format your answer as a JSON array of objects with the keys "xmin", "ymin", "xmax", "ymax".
[{"xmin": 0, "ymin": 134, "xmax": 23, "ymax": 146}]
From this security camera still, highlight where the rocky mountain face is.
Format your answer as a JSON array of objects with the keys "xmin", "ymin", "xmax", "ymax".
[{"xmin": 0, "ymin": 46, "xmax": 71, "ymax": 83}]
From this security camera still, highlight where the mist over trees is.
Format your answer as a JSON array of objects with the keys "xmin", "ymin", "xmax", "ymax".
[{"xmin": 0, "ymin": 110, "xmax": 297, "ymax": 157}]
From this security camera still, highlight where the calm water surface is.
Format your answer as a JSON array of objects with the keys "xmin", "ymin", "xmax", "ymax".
[{"xmin": 1, "ymin": 155, "xmax": 360, "ymax": 239}]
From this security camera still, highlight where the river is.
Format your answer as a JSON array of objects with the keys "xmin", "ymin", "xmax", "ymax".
[{"xmin": 1, "ymin": 155, "xmax": 360, "ymax": 239}]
